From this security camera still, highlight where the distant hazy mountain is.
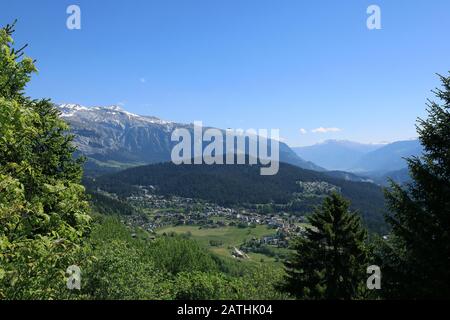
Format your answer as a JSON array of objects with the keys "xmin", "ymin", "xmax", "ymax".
[
  {"xmin": 351, "ymin": 139, "xmax": 422, "ymax": 175},
  {"xmin": 323, "ymin": 170, "xmax": 373, "ymax": 183},
  {"xmin": 57, "ymin": 104, "xmax": 323, "ymax": 174},
  {"xmin": 372, "ymin": 167, "xmax": 412, "ymax": 186},
  {"xmin": 294, "ymin": 139, "xmax": 422, "ymax": 184},
  {"xmin": 293, "ymin": 140, "xmax": 384, "ymax": 171}
]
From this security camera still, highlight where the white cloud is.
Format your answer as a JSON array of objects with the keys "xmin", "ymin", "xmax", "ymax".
[
  {"xmin": 311, "ymin": 127, "xmax": 342, "ymax": 133},
  {"xmin": 299, "ymin": 128, "xmax": 307, "ymax": 135}
]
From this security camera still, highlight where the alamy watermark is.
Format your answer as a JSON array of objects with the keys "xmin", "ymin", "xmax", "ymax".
[
  {"xmin": 171, "ymin": 122, "xmax": 280, "ymax": 175},
  {"xmin": 66, "ymin": 265, "xmax": 81, "ymax": 290},
  {"xmin": 66, "ymin": 5, "xmax": 81, "ymax": 30},
  {"xmin": 367, "ymin": 5, "xmax": 382, "ymax": 30},
  {"xmin": 367, "ymin": 265, "xmax": 381, "ymax": 289},
  {"xmin": 65, "ymin": 5, "xmax": 381, "ymax": 31}
]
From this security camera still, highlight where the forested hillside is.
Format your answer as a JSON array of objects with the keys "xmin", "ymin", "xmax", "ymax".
[{"xmin": 85, "ymin": 161, "xmax": 388, "ymax": 233}]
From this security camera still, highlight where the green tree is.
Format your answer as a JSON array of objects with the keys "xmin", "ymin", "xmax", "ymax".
[
  {"xmin": 148, "ymin": 235, "xmax": 219, "ymax": 275},
  {"xmin": 379, "ymin": 73, "xmax": 450, "ymax": 299},
  {"xmin": 282, "ymin": 193, "xmax": 368, "ymax": 299},
  {"xmin": 81, "ymin": 219, "xmax": 171, "ymax": 300},
  {"xmin": 173, "ymin": 271, "xmax": 246, "ymax": 300},
  {"xmin": 0, "ymin": 21, "xmax": 91, "ymax": 299}
]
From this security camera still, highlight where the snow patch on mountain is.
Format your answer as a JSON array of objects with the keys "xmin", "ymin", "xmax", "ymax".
[{"xmin": 57, "ymin": 103, "xmax": 173, "ymax": 126}]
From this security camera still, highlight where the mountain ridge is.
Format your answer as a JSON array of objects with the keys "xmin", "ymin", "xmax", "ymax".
[
  {"xmin": 351, "ymin": 139, "xmax": 422, "ymax": 174},
  {"xmin": 293, "ymin": 140, "xmax": 385, "ymax": 171},
  {"xmin": 294, "ymin": 139, "xmax": 421, "ymax": 183},
  {"xmin": 57, "ymin": 104, "xmax": 324, "ymax": 174}
]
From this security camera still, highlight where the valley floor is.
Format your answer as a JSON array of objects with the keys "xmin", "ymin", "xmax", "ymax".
[{"xmin": 156, "ymin": 224, "xmax": 290, "ymax": 266}]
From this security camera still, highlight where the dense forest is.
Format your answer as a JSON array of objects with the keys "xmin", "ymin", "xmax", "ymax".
[{"xmin": 85, "ymin": 161, "xmax": 388, "ymax": 233}]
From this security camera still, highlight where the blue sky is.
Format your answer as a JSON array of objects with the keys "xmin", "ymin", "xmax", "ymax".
[{"xmin": 2, "ymin": 0, "xmax": 449, "ymax": 146}]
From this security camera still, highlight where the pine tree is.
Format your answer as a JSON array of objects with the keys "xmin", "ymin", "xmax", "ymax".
[
  {"xmin": 0, "ymin": 21, "xmax": 91, "ymax": 299},
  {"xmin": 282, "ymin": 193, "xmax": 368, "ymax": 299},
  {"xmin": 379, "ymin": 73, "xmax": 450, "ymax": 299}
]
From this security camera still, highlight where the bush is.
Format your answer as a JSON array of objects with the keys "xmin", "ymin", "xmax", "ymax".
[
  {"xmin": 173, "ymin": 272, "xmax": 246, "ymax": 300},
  {"xmin": 81, "ymin": 218, "xmax": 171, "ymax": 299}
]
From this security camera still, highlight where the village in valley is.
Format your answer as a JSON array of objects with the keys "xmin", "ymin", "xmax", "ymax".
[{"xmin": 97, "ymin": 185, "xmax": 310, "ymax": 262}]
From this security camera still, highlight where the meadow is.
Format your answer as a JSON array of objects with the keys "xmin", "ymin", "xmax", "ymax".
[{"xmin": 156, "ymin": 224, "xmax": 284, "ymax": 264}]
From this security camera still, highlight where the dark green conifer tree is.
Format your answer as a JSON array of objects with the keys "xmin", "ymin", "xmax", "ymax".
[
  {"xmin": 379, "ymin": 73, "xmax": 450, "ymax": 299},
  {"xmin": 282, "ymin": 193, "xmax": 368, "ymax": 299}
]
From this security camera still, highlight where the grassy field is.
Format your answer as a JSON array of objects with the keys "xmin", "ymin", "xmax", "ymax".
[{"xmin": 156, "ymin": 224, "xmax": 282, "ymax": 264}]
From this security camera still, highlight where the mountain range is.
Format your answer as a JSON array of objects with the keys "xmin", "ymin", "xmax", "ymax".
[
  {"xmin": 58, "ymin": 104, "xmax": 421, "ymax": 186},
  {"xmin": 57, "ymin": 104, "xmax": 323, "ymax": 174},
  {"xmin": 351, "ymin": 139, "xmax": 422, "ymax": 174},
  {"xmin": 292, "ymin": 140, "xmax": 383, "ymax": 171},
  {"xmin": 294, "ymin": 139, "xmax": 422, "ymax": 182}
]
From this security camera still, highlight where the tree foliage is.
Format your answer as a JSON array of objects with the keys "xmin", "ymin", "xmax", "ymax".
[
  {"xmin": 378, "ymin": 73, "xmax": 450, "ymax": 298},
  {"xmin": 0, "ymin": 21, "xmax": 90, "ymax": 299},
  {"xmin": 282, "ymin": 193, "xmax": 368, "ymax": 299},
  {"xmin": 80, "ymin": 216, "xmax": 288, "ymax": 300},
  {"xmin": 80, "ymin": 218, "xmax": 171, "ymax": 299}
]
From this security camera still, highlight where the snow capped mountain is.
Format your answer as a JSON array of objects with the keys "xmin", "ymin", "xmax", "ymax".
[
  {"xmin": 56, "ymin": 104, "xmax": 321, "ymax": 174},
  {"xmin": 58, "ymin": 103, "xmax": 89, "ymax": 117},
  {"xmin": 58, "ymin": 103, "xmax": 174, "ymax": 127},
  {"xmin": 55, "ymin": 103, "xmax": 184, "ymax": 173}
]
